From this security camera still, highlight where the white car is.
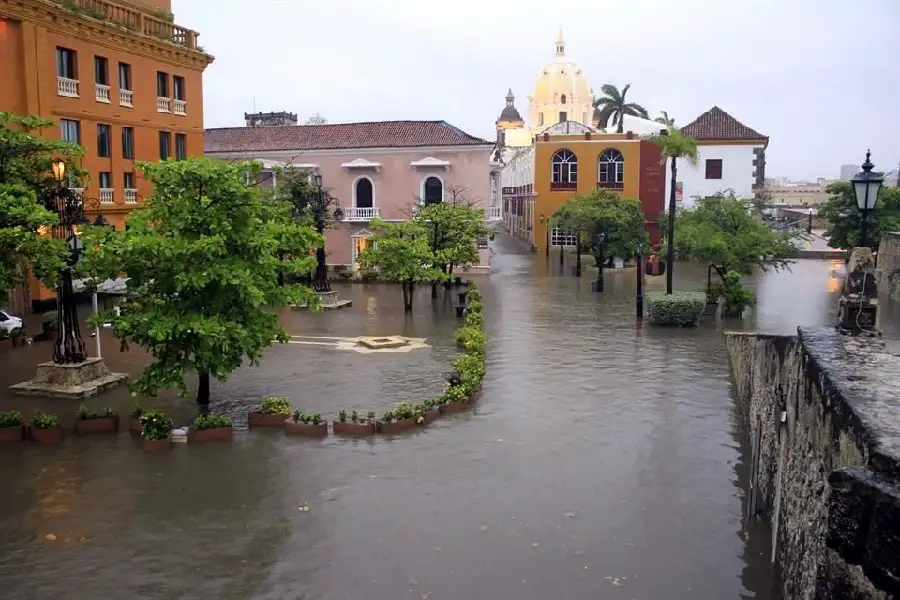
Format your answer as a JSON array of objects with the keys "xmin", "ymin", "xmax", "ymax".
[{"xmin": 0, "ymin": 309, "xmax": 23, "ymax": 335}]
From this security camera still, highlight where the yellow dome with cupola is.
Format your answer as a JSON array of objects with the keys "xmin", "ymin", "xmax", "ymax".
[{"xmin": 527, "ymin": 30, "xmax": 594, "ymax": 130}]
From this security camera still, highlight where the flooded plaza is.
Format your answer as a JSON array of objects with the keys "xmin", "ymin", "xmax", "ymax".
[{"xmin": 0, "ymin": 234, "xmax": 882, "ymax": 600}]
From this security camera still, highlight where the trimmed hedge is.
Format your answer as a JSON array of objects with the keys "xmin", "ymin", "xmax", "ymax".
[{"xmin": 645, "ymin": 291, "xmax": 706, "ymax": 326}]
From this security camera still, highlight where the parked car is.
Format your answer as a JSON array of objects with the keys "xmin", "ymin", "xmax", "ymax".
[{"xmin": 0, "ymin": 309, "xmax": 23, "ymax": 336}]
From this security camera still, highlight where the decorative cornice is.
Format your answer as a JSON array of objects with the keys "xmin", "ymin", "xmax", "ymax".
[{"xmin": 0, "ymin": 0, "xmax": 215, "ymax": 71}]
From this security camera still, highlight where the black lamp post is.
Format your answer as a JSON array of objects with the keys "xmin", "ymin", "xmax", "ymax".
[
  {"xmin": 43, "ymin": 160, "xmax": 88, "ymax": 364},
  {"xmin": 593, "ymin": 230, "xmax": 606, "ymax": 292},
  {"xmin": 851, "ymin": 150, "xmax": 884, "ymax": 249},
  {"xmin": 635, "ymin": 243, "xmax": 644, "ymax": 319},
  {"xmin": 539, "ymin": 214, "xmax": 549, "ymax": 258},
  {"xmin": 311, "ymin": 173, "xmax": 344, "ymax": 293}
]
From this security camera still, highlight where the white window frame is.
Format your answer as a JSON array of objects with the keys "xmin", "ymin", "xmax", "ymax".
[
  {"xmin": 352, "ymin": 175, "xmax": 376, "ymax": 208},
  {"xmin": 550, "ymin": 227, "xmax": 576, "ymax": 247},
  {"xmin": 420, "ymin": 175, "xmax": 444, "ymax": 204},
  {"xmin": 598, "ymin": 149, "xmax": 625, "ymax": 184}
]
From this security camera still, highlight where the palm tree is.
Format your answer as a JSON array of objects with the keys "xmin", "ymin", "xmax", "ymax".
[
  {"xmin": 654, "ymin": 111, "xmax": 675, "ymax": 126},
  {"xmin": 592, "ymin": 83, "xmax": 649, "ymax": 133},
  {"xmin": 649, "ymin": 126, "xmax": 699, "ymax": 294}
]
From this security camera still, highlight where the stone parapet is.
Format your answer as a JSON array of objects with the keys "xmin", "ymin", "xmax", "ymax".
[
  {"xmin": 725, "ymin": 327, "xmax": 900, "ymax": 599},
  {"xmin": 876, "ymin": 231, "xmax": 900, "ymax": 299}
]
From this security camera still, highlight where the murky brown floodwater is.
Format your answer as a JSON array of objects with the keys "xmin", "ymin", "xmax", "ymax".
[{"xmin": 0, "ymin": 232, "xmax": 868, "ymax": 599}]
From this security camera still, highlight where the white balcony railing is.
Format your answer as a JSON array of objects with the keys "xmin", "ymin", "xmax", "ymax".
[
  {"xmin": 57, "ymin": 77, "xmax": 79, "ymax": 97},
  {"xmin": 124, "ymin": 189, "xmax": 138, "ymax": 204},
  {"xmin": 157, "ymin": 97, "xmax": 171, "ymax": 113},
  {"xmin": 95, "ymin": 83, "xmax": 111, "ymax": 103},
  {"xmin": 119, "ymin": 89, "xmax": 133, "ymax": 107},
  {"xmin": 343, "ymin": 206, "xmax": 379, "ymax": 221},
  {"xmin": 99, "ymin": 188, "xmax": 114, "ymax": 204},
  {"xmin": 173, "ymin": 99, "xmax": 187, "ymax": 115},
  {"xmin": 487, "ymin": 206, "xmax": 502, "ymax": 221}
]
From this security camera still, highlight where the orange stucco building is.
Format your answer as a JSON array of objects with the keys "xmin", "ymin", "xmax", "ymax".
[{"xmin": 0, "ymin": 0, "xmax": 213, "ymax": 312}]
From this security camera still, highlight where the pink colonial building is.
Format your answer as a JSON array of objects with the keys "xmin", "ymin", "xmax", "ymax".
[{"xmin": 205, "ymin": 112, "xmax": 501, "ymax": 271}]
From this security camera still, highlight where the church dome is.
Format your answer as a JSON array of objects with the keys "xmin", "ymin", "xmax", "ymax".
[
  {"xmin": 531, "ymin": 31, "xmax": 592, "ymax": 118},
  {"xmin": 497, "ymin": 88, "xmax": 523, "ymax": 123}
]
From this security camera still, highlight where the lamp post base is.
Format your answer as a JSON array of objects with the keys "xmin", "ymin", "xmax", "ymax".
[{"xmin": 9, "ymin": 357, "xmax": 128, "ymax": 399}]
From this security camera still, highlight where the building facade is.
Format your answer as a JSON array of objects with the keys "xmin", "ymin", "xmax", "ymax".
[
  {"xmin": 205, "ymin": 118, "xmax": 499, "ymax": 271},
  {"xmin": 0, "ymin": 0, "xmax": 213, "ymax": 311},
  {"xmin": 670, "ymin": 106, "xmax": 768, "ymax": 207},
  {"xmin": 502, "ymin": 121, "xmax": 666, "ymax": 253}
]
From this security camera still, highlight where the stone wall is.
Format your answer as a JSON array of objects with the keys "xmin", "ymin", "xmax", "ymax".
[
  {"xmin": 876, "ymin": 231, "xmax": 900, "ymax": 299},
  {"xmin": 726, "ymin": 328, "xmax": 900, "ymax": 600}
]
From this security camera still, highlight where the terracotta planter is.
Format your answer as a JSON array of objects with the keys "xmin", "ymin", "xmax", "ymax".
[
  {"xmin": 30, "ymin": 426, "xmax": 66, "ymax": 445},
  {"xmin": 284, "ymin": 421, "xmax": 327, "ymax": 437},
  {"xmin": 423, "ymin": 409, "xmax": 440, "ymax": 424},
  {"xmin": 141, "ymin": 436, "xmax": 171, "ymax": 452},
  {"xmin": 333, "ymin": 420, "xmax": 376, "ymax": 435},
  {"xmin": 187, "ymin": 426, "xmax": 233, "ymax": 443},
  {"xmin": 75, "ymin": 416, "xmax": 118, "ymax": 435},
  {"xmin": 0, "ymin": 425, "xmax": 25, "ymax": 442},
  {"xmin": 439, "ymin": 400, "xmax": 469, "ymax": 415},
  {"xmin": 128, "ymin": 418, "xmax": 141, "ymax": 433},
  {"xmin": 249, "ymin": 412, "xmax": 289, "ymax": 428},
  {"xmin": 377, "ymin": 416, "xmax": 419, "ymax": 434}
]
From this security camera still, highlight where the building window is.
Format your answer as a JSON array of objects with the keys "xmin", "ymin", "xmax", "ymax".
[
  {"xmin": 560, "ymin": 94, "xmax": 566, "ymax": 105},
  {"xmin": 354, "ymin": 177, "xmax": 374, "ymax": 208},
  {"xmin": 175, "ymin": 133, "xmax": 187, "ymax": 160},
  {"xmin": 118, "ymin": 62, "xmax": 131, "ymax": 90},
  {"xmin": 124, "ymin": 171, "xmax": 135, "ymax": 189},
  {"xmin": 97, "ymin": 124, "xmax": 111, "ymax": 158},
  {"xmin": 705, "ymin": 159, "xmax": 723, "ymax": 180},
  {"xmin": 99, "ymin": 171, "xmax": 111, "ymax": 188},
  {"xmin": 551, "ymin": 149, "xmax": 577, "ymax": 189},
  {"xmin": 122, "ymin": 127, "xmax": 134, "ymax": 159},
  {"xmin": 597, "ymin": 148, "xmax": 625, "ymax": 189},
  {"xmin": 550, "ymin": 227, "xmax": 577, "ymax": 247},
  {"xmin": 94, "ymin": 56, "xmax": 108, "ymax": 85},
  {"xmin": 423, "ymin": 176, "xmax": 443, "ymax": 204},
  {"xmin": 56, "ymin": 47, "xmax": 77, "ymax": 79},
  {"xmin": 156, "ymin": 71, "xmax": 169, "ymax": 97},
  {"xmin": 173, "ymin": 76, "xmax": 185, "ymax": 101},
  {"xmin": 159, "ymin": 131, "xmax": 171, "ymax": 160},
  {"xmin": 60, "ymin": 119, "xmax": 80, "ymax": 143},
  {"xmin": 559, "ymin": 111, "xmax": 568, "ymax": 122}
]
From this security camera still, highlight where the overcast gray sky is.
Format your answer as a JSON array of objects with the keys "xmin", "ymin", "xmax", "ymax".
[{"xmin": 176, "ymin": 0, "xmax": 899, "ymax": 181}]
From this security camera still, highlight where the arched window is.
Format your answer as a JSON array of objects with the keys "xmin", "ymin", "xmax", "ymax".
[
  {"xmin": 423, "ymin": 176, "xmax": 443, "ymax": 204},
  {"xmin": 354, "ymin": 177, "xmax": 374, "ymax": 208},
  {"xmin": 597, "ymin": 148, "xmax": 625, "ymax": 189},
  {"xmin": 551, "ymin": 149, "xmax": 577, "ymax": 190},
  {"xmin": 560, "ymin": 94, "xmax": 567, "ymax": 105}
]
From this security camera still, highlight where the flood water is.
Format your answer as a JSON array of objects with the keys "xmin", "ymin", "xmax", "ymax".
[{"xmin": 0, "ymin": 233, "xmax": 863, "ymax": 599}]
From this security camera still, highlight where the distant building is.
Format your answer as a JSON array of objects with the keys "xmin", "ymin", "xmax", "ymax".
[{"xmin": 763, "ymin": 179, "xmax": 837, "ymax": 207}]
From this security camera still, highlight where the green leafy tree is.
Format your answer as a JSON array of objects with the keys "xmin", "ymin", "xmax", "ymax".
[
  {"xmin": 592, "ymin": 83, "xmax": 649, "ymax": 133},
  {"xmin": 649, "ymin": 126, "xmax": 699, "ymax": 294},
  {"xmin": 0, "ymin": 113, "xmax": 84, "ymax": 303},
  {"xmin": 818, "ymin": 181, "xmax": 900, "ymax": 250},
  {"xmin": 357, "ymin": 219, "xmax": 444, "ymax": 312},
  {"xmin": 552, "ymin": 189, "xmax": 648, "ymax": 267},
  {"xmin": 78, "ymin": 158, "xmax": 320, "ymax": 405}
]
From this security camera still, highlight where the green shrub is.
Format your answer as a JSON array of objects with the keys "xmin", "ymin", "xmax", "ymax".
[
  {"xmin": 291, "ymin": 411, "xmax": 322, "ymax": 425},
  {"xmin": 261, "ymin": 396, "xmax": 292, "ymax": 416},
  {"xmin": 645, "ymin": 292, "xmax": 706, "ymax": 326},
  {"xmin": 139, "ymin": 408, "xmax": 174, "ymax": 440},
  {"xmin": 193, "ymin": 411, "xmax": 232, "ymax": 430},
  {"xmin": 441, "ymin": 385, "xmax": 468, "ymax": 404},
  {"xmin": 454, "ymin": 353, "xmax": 485, "ymax": 395},
  {"xmin": 714, "ymin": 270, "xmax": 757, "ymax": 317},
  {"xmin": 0, "ymin": 410, "xmax": 23, "ymax": 428},
  {"xmin": 129, "ymin": 405, "xmax": 144, "ymax": 419},
  {"xmin": 76, "ymin": 405, "xmax": 115, "ymax": 420},
  {"xmin": 31, "ymin": 410, "xmax": 60, "ymax": 430}
]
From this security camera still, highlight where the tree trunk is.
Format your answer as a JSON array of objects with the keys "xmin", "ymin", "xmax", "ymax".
[
  {"xmin": 575, "ymin": 235, "xmax": 582, "ymax": 277},
  {"xmin": 197, "ymin": 371, "xmax": 210, "ymax": 405},
  {"xmin": 431, "ymin": 281, "xmax": 438, "ymax": 299},
  {"xmin": 617, "ymin": 108, "xmax": 624, "ymax": 134},
  {"xmin": 665, "ymin": 157, "xmax": 678, "ymax": 294},
  {"xmin": 402, "ymin": 281, "xmax": 413, "ymax": 312}
]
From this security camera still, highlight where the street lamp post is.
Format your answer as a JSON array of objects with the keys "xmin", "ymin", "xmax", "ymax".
[
  {"xmin": 635, "ymin": 243, "xmax": 644, "ymax": 319},
  {"xmin": 540, "ymin": 214, "xmax": 549, "ymax": 258},
  {"xmin": 311, "ymin": 174, "xmax": 344, "ymax": 293},
  {"xmin": 44, "ymin": 160, "xmax": 88, "ymax": 364},
  {"xmin": 593, "ymin": 231, "xmax": 606, "ymax": 292},
  {"xmin": 851, "ymin": 150, "xmax": 884, "ymax": 249}
]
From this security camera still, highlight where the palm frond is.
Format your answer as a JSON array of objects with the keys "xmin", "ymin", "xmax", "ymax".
[
  {"xmin": 599, "ymin": 83, "xmax": 621, "ymax": 102},
  {"xmin": 624, "ymin": 103, "xmax": 649, "ymax": 119}
]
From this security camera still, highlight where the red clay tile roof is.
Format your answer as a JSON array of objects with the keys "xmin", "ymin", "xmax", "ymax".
[
  {"xmin": 205, "ymin": 120, "xmax": 492, "ymax": 153},
  {"xmin": 680, "ymin": 106, "xmax": 767, "ymax": 141}
]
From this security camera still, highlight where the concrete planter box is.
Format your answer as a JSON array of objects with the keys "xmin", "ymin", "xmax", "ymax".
[
  {"xmin": 75, "ymin": 416, "xmax": 118, "ymax": 435},
  {"xmin": 284, "ymin": 421, "xmax": 327, "ymax": 437},
  {"xmin": 439, "ymin": 401, "xmax": 469, "ymax": 415},
  {"xmin": 333, "ymin": 420, "xmax": 376, "ymax": 435},
  {"xmin": 377, "ymin": 416, "xmax": 419, "ymax": 434},
  {"xmin": 248, "ymin": 412, "xmax": 289, "ymax": 428},
  {"xmin": 0, "ymin": 425, "xmax": 25, "ymax": 442},
  {"xmin": 31, "ymin": 425, "xmax": 66, "ymax": 445},
  {"xmin": 141, "ymin": 436, "xmax": 171, "ymax": 452},
  {"xmin": 423, "ymin": 409, "xmax": 440, "ymax": 424},
  {"xmin": 187, "ymin": 426, "xmax": 233, "ymax": 443}
]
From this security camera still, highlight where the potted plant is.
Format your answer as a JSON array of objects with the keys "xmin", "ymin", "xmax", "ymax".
[
  {"xmin": 74, "ymin": 405, "xmax": 118, "ymax": 435},
  {"xmin": 285, "ymin": 411, "xmax": 327, "ymax": 437},
  {"xmin": 333, "ymin": 408, "xmax": 376, "ymax": 435},
  {"xmin": 377, "ymin": 403, "xmax": 421, "ymax": 434},
  {"xmin": 30, "ymin": 410, "xmax": 65, "ymax": 444},
  {"xmin": 0, "ymin": 410, "xmax": 25, "ymax": 442},
  {"xmin": 139, "ymin": 408, "xmax": 174, "ymax": 452},
  {"xmin": 188, "ymin": 411, "xmax": 233, "ymax": 443},
  {"xmin": 438, "ymin": 385, "xmax": 470, "ymax": 415},
  {"xmin": 249, "ymin": 396, "xmax": 292, "ymax": 428},
  {"xmin": 128, "ymin": 405, "xmax": 144, "ymax": 432}
]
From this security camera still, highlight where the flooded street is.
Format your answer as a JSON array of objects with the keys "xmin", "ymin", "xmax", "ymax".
[{"xmin": 0, "ymin": 233, "xmax": 862, "ymax": 599}]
